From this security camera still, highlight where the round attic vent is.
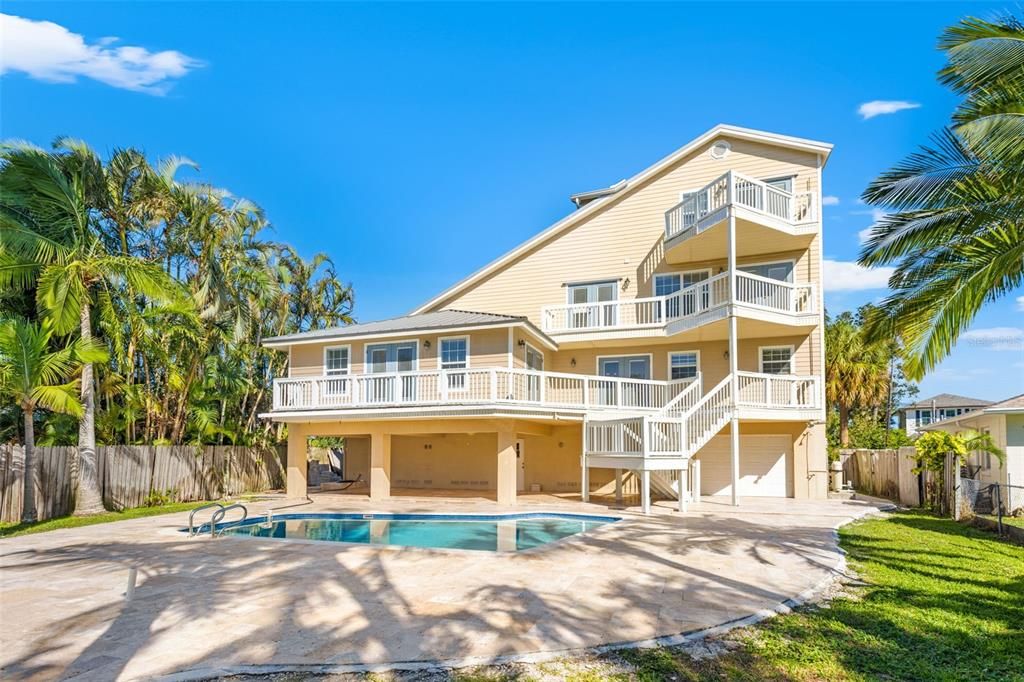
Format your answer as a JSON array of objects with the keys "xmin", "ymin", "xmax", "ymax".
[{"xmin": 710, "ymin": 141, "xmax": 731, "ymax": 159}]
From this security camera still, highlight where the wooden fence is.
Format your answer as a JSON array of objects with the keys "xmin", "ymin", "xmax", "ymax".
[
  {"xmin": 0, "ymin": 444, "xmax": 286, "ymax": 523},
  {"xmin": 840, "ymin": 447, "xmax": 956, "ymax": 511}
]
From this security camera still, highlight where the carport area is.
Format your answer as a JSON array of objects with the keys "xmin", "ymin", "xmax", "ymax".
[{"xmin": 0, "ymin": 493, "xmax": 888, "ymax": 680}]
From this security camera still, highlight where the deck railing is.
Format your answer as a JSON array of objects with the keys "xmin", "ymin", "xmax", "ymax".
[
  {"xmin": 736, "ymin": 371, "xmax": 818, "ymax": 409},
  {"xmin": 664, "ymin": 171, "xmax": 816, "ymax": 242},
  {"xmin": 541, "ymin": 271, "xmax": 812, "ymax": 334},
  {"xmin": 272, "ymin": 368, "xmax": 698, "ymax": 413}
]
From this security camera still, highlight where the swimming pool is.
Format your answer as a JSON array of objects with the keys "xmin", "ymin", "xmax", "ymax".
[{"xmin": 194, "ymin": 512, "xmax": 618, "ymax": 552}]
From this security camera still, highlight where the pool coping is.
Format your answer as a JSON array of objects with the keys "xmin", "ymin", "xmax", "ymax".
[{"xmin": 156, "ymin": 508, "xmax": 894, "ymax": 682}]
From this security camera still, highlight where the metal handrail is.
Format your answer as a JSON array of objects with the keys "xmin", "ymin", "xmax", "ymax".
[
  {"xmin": 188, "ymin": 502, "xmax": 225, "ymax": 537},
  {"xmin": 209, "ymin": 503, "xmax": 248, "ymax": 537}
]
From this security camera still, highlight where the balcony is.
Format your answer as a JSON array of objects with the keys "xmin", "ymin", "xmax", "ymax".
[
  {"xmin": 541, "ymin": 271, "xmax": 815, "ymax": 338},
  {"xmin": 272, "ymin": 368, "xmax": 699, "ymax": 415},
  {"xmin": 664, "ymin": 171, "xmax": 816, "ymax": 245}
]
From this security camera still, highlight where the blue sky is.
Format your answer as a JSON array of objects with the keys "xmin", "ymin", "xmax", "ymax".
[{"xmin": 2, "ymin": 2, "xmax": 1021, "ymax": 401}]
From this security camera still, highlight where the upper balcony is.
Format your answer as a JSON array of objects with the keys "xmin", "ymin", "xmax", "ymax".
[
  {"xmin": 541, "ymin": 270, "xmax": 816, "ymax": 342},
  {"xmin": 663, "ymin": 171, "xmax": 818, "ymax": 263}
]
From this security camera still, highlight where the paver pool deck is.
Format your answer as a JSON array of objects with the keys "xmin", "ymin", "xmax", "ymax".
[{"xmin": 0, "ymin": 492, "xmax": 887, "ymax": 681}]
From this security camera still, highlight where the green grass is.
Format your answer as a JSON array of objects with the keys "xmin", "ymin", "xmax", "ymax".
[
  {"xmin": 0, "ymin": 500, "xmax": 229, "ymax": 538},
  {"xmin": 601, "ymin": 510, "xmax": 1024, "ymax": 681},
  {"xmin": 982, "ymin": 514, "xmax": 1024, "ymax": 529}
]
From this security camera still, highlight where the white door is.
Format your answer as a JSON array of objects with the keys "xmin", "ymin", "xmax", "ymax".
[
  {"xmin": 697, "ymin": 435, "xmax": 792, "ymax": 497},
  {"xmin": 515, "ymin": 439, "xmax": 526, "ymax": 491}
]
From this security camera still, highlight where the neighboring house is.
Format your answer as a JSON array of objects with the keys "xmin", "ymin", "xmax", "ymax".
[
  {"xmin": 262, "ymin": 124, "xmax": 831, "ymax": 512},
  {"xmin": 921, "ymin": 395, "xmax": 1024, "ymax": 508},
  {"xmin": 899, "ymin": 393, "xmax": 994, "ymax": 436}
]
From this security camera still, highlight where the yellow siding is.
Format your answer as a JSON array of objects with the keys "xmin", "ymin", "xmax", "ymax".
[{"xmin": 425, "ymin": 135, "xmax": 820, "ymax": 325}]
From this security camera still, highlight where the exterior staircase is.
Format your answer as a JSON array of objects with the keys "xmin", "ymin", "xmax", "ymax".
[{"xmin": 583, "ymin": 374, "xmax": 734, "ymax": 501}]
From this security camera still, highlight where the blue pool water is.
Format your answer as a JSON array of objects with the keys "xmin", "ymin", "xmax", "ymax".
[{"xmin": 199, "ymin": 512, "xmax": 617, "ymax": 552}]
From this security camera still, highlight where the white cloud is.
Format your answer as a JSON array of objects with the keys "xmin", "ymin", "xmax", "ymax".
[
  {"xmin": 960, "ymin": 327, "xmax": 1024, "ymax": 352},
  {"xmin": 0, "ymin": 14, "xmax": 201, "ymax": 94},
  {"xmin": 1016, "ymin": 295, "xmax": 1024, "ymax": 312},
  {"xmin": 823, "ymin": 260, "xmax": 895, "ymax": 292},
  {"xmin": 858, "ymin": 100, "xmax": 921, "ymax": 119},
  {"xmin": 822, "ymin": 195, "xmax": 840, "ymax": 206},
  {"xmin": 853, "ymin": 208, "xmax": 888, "ymax": 244}
]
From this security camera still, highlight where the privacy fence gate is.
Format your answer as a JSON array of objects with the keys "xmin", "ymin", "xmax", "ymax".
[{"xmin": 0, "ymin": 444, "xmax": 286, "ymax": 523}]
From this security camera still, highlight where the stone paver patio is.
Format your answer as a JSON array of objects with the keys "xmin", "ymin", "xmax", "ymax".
[{"xmin": 0, "ymin": 492, "xmax": 887, "ymax": 681}]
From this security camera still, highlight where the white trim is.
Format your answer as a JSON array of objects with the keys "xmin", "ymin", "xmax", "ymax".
[
  {"xmin": 523, "ymin": 341, "xmax": 545, "ymax": 371},
  {"xmin": 736, "ymin": 257, "xmax": 798, "ymax": 282},
  {"xmin": 595, "ymin": 353, "xmax": 655, "ymax": 379},
  {"xmin": 411, "ymin": 125, "xmax": 832, "ymax": 315},
  {"xmin": 565, "ymin": 279, "xmax": 619, "ymax": 305},
  {"xmin": 437, "ymin": 335, "xmax": 471, "ymax": 369},
  {"xmin": 666, "ymin": 350, "xmax": 701, "ymax": 381},
  {"xmin": 323, "ymin": 344, "xmax": 352, "ymax": 376},
  {"xmin": 265, "ymin": 321, "xmax": 558, "ymax": 351},
  {"xmin": 507, "ymin": 327, "xmax": 514, "ymax": 368},
  {"xmin": 287, "ymin": 346, "xmax": 293, "ymax": 379},
  {"xmin": 758, "ymin": 344, "xmax": 795, "ymax": 374}
]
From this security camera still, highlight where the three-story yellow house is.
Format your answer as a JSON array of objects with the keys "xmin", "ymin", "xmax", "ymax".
[{"xmin": 262, "ymin": 124, "xmax": 831, "ymax": 513}]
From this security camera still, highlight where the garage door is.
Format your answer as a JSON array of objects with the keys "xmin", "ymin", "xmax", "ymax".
[{"xmin": 697, "ymin": 435, "xmax": 792, "ymax": 497}]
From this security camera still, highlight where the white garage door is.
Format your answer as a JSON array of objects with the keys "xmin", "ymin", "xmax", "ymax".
[{"xmin": 697, "ymin": 435, "xmax": 792, "ymax": 497}]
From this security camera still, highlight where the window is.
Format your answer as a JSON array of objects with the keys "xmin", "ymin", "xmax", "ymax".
[
  {"xmin": 654, "ymin": 273, "xmax": 681, "ymax": 297},
  {"xmin": 599, "ymin": 356, "xmax": 651, "ymax": 379},
  {"xmin": 655, "ymin": 270, "xmax": 709, "ymax": 318},
  {"xmin": 669, "ymin": 352, "xmax": 699, "ymax": 380},
  {"xmin": 739, "ymin": 261, "xmax": 794, "ymax": 283},
  {"xmin": 324, "ymin": 346, "xmax": 350, "ymax": 375},
  {"xmin": 567, "ymin": 280, "xmax": 618, "ymax": 328},
  {"xmin": 524, "ymin": 344, "xmax": 544, "ymax": 371},
  {"xmin": 760, "ymin": 346, "xmax": 793, "ymax": 375},
  {"xmin": 764, "ymin": 176, "xmax": 794, "ymax": 193},
  {"xmin": 917, "ymin": 409, "xmax": 932, "ymax": 425},
  {"xmin": 440, "ymin": 337, "xmax": 469, "ymax": 390}
]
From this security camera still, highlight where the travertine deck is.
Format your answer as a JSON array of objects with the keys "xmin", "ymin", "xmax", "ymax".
[{"xmin": 0, "ymin": 492, "xmax": 886, "ymax": 681}]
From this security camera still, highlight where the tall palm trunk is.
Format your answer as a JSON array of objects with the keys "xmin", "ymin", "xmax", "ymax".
[
  {"xmin": 22, "ymin": 406, "xmax": 37, "ymax": 523},
  {"xmin": 839, "ymin": 403, "xmax": 851, "ymax": 448},
  {"xmin": 75, "ymin": 301, "xmax": 105, "ymax": 515}
]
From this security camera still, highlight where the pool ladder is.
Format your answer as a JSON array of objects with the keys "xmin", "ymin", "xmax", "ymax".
[{"xmin": 188, "ymin": 502, "xmax": 248, "ymax": 538}]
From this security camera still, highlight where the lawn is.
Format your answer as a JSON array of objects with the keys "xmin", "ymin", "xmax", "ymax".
[
  {"xmin": 450, "ymin": 510, "xmax": 1024, "ymax": 682},
  {"xmin": 0, "ymin": 500, "xmax": 232, "ymax": 538}
]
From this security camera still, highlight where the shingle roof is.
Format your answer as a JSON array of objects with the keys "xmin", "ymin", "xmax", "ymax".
[
  {"xmin": 903, "ymin": 393, "xmax": 994, "ymax": 410},
  {"xmin": 985, "ymin": 394, "xmax": 1024, "ymax": 411},
  {"xmin": 264, "ymin": 309, "xmax": 533, "ymax": 345}
]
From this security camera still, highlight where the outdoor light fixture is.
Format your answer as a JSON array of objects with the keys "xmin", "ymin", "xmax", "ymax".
[
  {"xmin": 571, "ymin": 358, "xmax": 576, "ymax": 367},
  {"xmin": 423, "ymin": 340, "xmax": 431, "ymax": 348},
  {"xmin": 518, "ymin": 339, "xmax": 526, "ymax": 347}
]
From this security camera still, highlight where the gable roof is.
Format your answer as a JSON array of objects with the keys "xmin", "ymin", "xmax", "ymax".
[
  {"xmin": 903, "ymin": 393, "xmax": 995, "ymax": 410},
  {"xmin": 410, "ymin": 124, "xmax": 834, "ymax": 315},
  {"xmin": 263, "ymin": 309, "xmax": 556, "ymax": 349},
  {"xmin": 985, "ymin": 394, "xmax": 1024, "ymax": 413}
]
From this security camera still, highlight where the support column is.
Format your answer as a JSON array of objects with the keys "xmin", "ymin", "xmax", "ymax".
[
  {"xmin": 726, "ymin": 202, "xmax": 741, "ymax": 507},
  {"xmin": 286, "ymin": 423, "xmax": 308, "ymax": 499},
  {"xmin": 496, "ymin": 427, "xmax": 517, "ymax": 506},
  {"xmin": 641, "ymin": 470, "xmax": 651, "ymax": 515},
  {"xmin": 369, "ymin": 430, "xmax": 391, "ymax": 501},
  {"xmin": 678, "ymin": 469, "xmax": 687, "ymax": 513},
  {"xmin": 614, "ymin": 468, "xmax": 623, "ymax": 505},
  {"xmin": 581, "ymin": 460, "xmax": 590, "ymax": 502}
]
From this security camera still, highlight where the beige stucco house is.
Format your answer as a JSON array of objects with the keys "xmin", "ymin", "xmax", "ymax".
[
  {"xmin": 921, "ymin": 394, "xmax": 1024, "ymax": 510},
  {"xmin": 262, "ymin": 124, "xmax": 831, "ymax": 512}
]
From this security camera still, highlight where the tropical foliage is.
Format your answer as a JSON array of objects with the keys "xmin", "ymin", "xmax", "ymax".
[
  {"xmin": 825, "ymin": 304, "xmax": 917, "ymax": 449},
  {"xmin": 859, "ymin": 13, "xmax": 1024, "ymax": 379},
  {"xmin": 0, "ymin": 319, "xmax": 106, "ymax": 521},
  {"xmin": 0, "ymin": 139, "xmax": 354, "ymax": 510}
]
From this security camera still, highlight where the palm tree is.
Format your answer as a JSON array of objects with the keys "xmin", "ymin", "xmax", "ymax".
[
  {"xmin": 0, "ymin": 319, "xmax": 106, "ymax": 522},
  {"xmin": 825, "ymin": 312, "xmax": 890, "ymax": 447},
  {"xmin": 858, "ymin": 13, "xmax": 1024, "ymax": 379},
  {"xmin": 0, "ymin": 141, "xmax": 180, "ymax": 514}
]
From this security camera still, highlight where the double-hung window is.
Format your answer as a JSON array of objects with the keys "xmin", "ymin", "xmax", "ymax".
[
  {"xmin": 669, "ymin": 352, "xmax": 699, "ymax": 380},
  {"xmin": 759, "ymin": 346, "xmax": 793, "ymax": 375},
  {"xmin": 440, "ymin": 337, "xmax": 469, "ymax": 390},
  {"xmin": 323, "ymin": 346, "xmax": 350, "ymax": 397}
]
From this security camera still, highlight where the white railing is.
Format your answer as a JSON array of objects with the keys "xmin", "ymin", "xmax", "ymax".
[
  {"xmin": 736, "ymin": 372, "xmax": 818, "ymax": 409},
  {"xmin": 272, "ymin": 368, "xmax": 698, "ymax": 413},
  {"xmin": 542, "ymin": 270, "xmax": 812, "ymax": 334},
  {"xmin": 541, "ymin": 296, "xmax": 664, "ymax": 333},
  {"xmin": 664, "ymin": 171, "xmax": 817, "ymax": 241},
  {"xmin": 734, "ymin": 272, "xmax": 814, "ymax": 314}
]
